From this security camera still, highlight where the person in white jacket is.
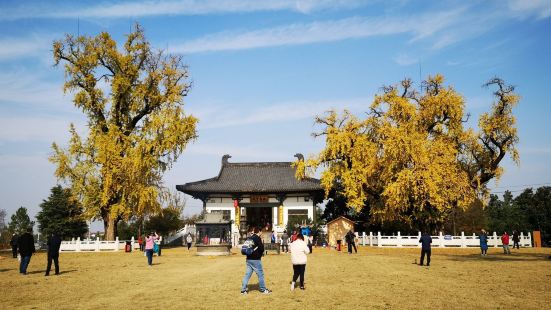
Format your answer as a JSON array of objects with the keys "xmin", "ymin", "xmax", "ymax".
[{"xmin": 289, "ymin": 233, "xmax": 310, "ymax": 290}]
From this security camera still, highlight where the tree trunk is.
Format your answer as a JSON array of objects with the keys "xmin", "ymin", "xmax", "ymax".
[{"xmin": 103, "ymin": 214, "xmax": 119, "ymax": 241}]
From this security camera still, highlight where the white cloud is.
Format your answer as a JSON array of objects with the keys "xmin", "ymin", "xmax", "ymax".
[
  {"xmin": 0, "ymin": 0, "xmax": 369, "ymax": 20},
  {"xmin": 190, "ymin": 97, "xmax": 369, "ymax": 129},
  {"xmin": 170, "ymin": 9, "xmax": 467, "ymax": 54},
  {"xmin": 0, "ymin": 35, "xmax": 53, "ymax": 61},
  {"xmin": 0, "ymin": 70, "xmax": 68, "ymax": 107},
  {"xmin": 507, "ymin": 0, "xmax": 551, "ymax": 19},
  {"xmin": 0, "ymin": 116, "xmax": 85, "ymax": 143},
  {"xmin": 393, "ymin": 53, "xmax": 418, "ymax": 66}
]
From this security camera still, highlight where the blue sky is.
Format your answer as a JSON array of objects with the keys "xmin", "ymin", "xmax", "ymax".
[{"xmin": 1, "ymin": 0, "xmax": 550, "ymax": 226}]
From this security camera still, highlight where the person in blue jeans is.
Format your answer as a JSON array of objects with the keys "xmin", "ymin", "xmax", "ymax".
[
  {"xmin": 241, "ymin": 227, "xmax": 271, "ymax": 295},
  {"xmin": 17, "ymin": 227, "xmax": 35, "ymax": 275}
]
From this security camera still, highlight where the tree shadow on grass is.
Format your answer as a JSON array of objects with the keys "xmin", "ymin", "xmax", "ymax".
[{"xmin": 442, "ymin": 252, "xmax": 551, "ymax": 262}]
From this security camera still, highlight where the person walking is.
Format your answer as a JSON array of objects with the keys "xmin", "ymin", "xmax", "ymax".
[
  {"xmin": 10, "ymin": 233, "xmax": 18, "ymax": 258},
  {"xmin": 501, "ymin": 231, "xmax": 511, "ymax": 254},
  {"xmin": 512, "ymin": 230, "xmax": 520, "ymax": 249},
  {"xmin": 45, "ymin": 232, "xmax": 62, "ymax": 276},
  {"xmin": 479, "ymin": 229, "xmax": 489, "ymax": 256},
  {"xmin": 289, "ymin": 233, "xmax": 310, "ymax": 291},
  {"xmin": 186, "ymin": 233, "xmax": 193, "ymax": 250},
  {"xmin": 345, "ymin": 230, "xmax": 357, "ymax": 254},
  {"xmin": 145, "ymin": 232, "xmax": 159, "ymax": 266},
  {"xmin": 240, "ymin": 227, "xmax": 271, "ymax": 295},
  {"xmin": 280, "ymin": 230, "xmax": 289, "ymax": 253},
  {"xmin": 17, "ymin": 227, "xmax": 35, "ymax": 275},
  {"xmin": 419, "ymin": 232, "xmax": 432, "ymax": 266}
]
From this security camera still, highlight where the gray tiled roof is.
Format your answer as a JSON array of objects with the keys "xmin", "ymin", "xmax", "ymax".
[{"xmin": 176, "ymin": 156, "xmax": 322, "ymax": 197}]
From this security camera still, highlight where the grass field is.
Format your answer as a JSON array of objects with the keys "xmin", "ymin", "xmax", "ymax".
[{"xmin": 1, "ymin": 246, "xmax": 550, "ymax": 309}]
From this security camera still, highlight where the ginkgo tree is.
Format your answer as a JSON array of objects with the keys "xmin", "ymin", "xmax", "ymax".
[
  {"xmin": 295, "ymin": 75, "xmax": 519, "ymax": 231},
  {"xmin": 50, "ymin": 25, "xmax": 197, "ymax": 240}
]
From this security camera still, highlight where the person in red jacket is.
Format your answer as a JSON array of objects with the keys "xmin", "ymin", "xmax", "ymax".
[{"xmin": 501, "ymin": 232, "xmax": 511, "ymax": 254}]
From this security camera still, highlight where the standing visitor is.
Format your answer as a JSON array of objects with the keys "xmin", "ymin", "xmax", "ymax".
[
  {"xmin": 289, "ymin": 233, "xmax": 310, "ymax": 291},
  {"xmin": 240, "ymin": 227, "xmax": 271, "ymax": 295},
  {"xmin": 345, "ymin": 230, "xmax": 357, "ymax": 254},
  {"xmin": 10, "ymin": 233, "xmax": 18, "ymax": 258},
  {"xmin": 138, "ymin": 235, "xmax": 143, "ymax": 252},
  {"xmin": 145, "ymin": 232, "xmax": 159, "ymax": 266},
  {"xmin": 186, "ymin": 233, "xmax": 193, "ymax": 250},
  {"xmin": 271, "ymin": 231, "xmax": 277, "ymax": 244},
  {"xmin": 45, "ymin": 232, "xmax": 62, "ymax": 276},
  {"xmin": 17, "ymin": 227, "xmax": 35, "ymax": 275},
  {"xmin": 479, "ymin": 229, "xmax": 489, "ymax": 256},
  {"xmin": 307, "ymin": 235, "xmax": 314, "ymax": 254},
  {"xmin": 501, "ymin": 231, "xmax": 511, "ymax": 254},
  {"xmin": 419, "ymin": 232, "xmax": 432, "ymax": 266},
  {"xmin": 280, "ymin": 230, "xmax": 289, "ymax": 253},
  {"xmin": 512, "ymin": 230, "xmax": 520, "ymax": 249}
]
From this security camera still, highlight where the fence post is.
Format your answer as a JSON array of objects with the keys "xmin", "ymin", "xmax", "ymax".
[
  {"xmin": 377, "ymin": 231, "xmax": 382, "ymax": 247},
  {"xmin": 527, "ymin": 232, "xmax": 532, "ymax": 247},
  {"xmin": 460, "ymin": 232, "xmax": 466, "ymax": 248},
  {"xmin": 76, "ymin": 237, "xmax": 81, "ymax": 252},
  {"xmin": 397, "ymin": 231, "xmax": 402, "ymax": 247},
  {"xmin": 439, "ymin": 232, "xmax": 444, "ymax": 247},
  {"xmin": 493, "ymin": 232, "xmax": 498, "ymax": 248},
  {"xmin": 115, "ymin": 237, "xmax": 119, "ymax": 251},
  {"xmin": 362, "ymin": 232, "xmax": 366, "ymax": 246},
  {"xmin": 417, "ymin": 232, "xmax": 422, "ymax": 248},
  {"xmin": 369, "ymin": 232, "xmax": 373, "ymax": 247},
  {"xmin": 95, "ymin": 237, "xmax": 100, "ymax": 252},
  {"xmin": 131, "ymin": 236, "xmax": 135, "ymax": 250}
]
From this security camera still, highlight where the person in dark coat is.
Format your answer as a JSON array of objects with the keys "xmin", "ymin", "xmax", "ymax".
[
  {"xmin": 512, "ymin": 230, "xmax": 520, "ymax": 249},
  {"xmin": 10, "ymin": 233, "xmax": 18, "ymax": 258},
  {"xmin": 17, "ymin": 228, "xmax": 35, "ymax": 275},
  {"xmin": 419, "ymin": 232, "xmax": 432, "ymax": 266},
  {"xmin": 45, "ymin": 233, "xmax": 62, "ymax": 276},
  {"xmin": 345, "ymin": 230, "xmax": 357, "ymax": 254}
]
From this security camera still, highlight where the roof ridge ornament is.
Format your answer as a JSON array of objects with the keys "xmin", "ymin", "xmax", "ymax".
[
  {"xmin": 222, "ymin": 154, "xmax": 231, "ymax": 165},
  {"xmin": 294, "ymin": 153, "xmax": 304, "ymax": 161}
]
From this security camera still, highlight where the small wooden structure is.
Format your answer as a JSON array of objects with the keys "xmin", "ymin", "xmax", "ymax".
[
  {"xmin": 327, "ymin": 216, "xmax": 355, "ymax": 248},
  {"xmin": 195, "ymin": 213, "xmax": 232, "ymax": 256}
]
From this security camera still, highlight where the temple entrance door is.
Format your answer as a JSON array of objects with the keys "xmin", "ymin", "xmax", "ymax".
[{"xmin": 240, "ymin": 203, "xmax": 277, "ymax": 235}]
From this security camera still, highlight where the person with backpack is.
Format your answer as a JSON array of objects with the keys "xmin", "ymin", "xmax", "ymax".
[
  {"xmin": 145, "ymin": 232, "xmax": 159, "ymax": 266},
  {"xmin": 289, "ymin": 233, "xmax": 310, "ymax": 290},
  {"xmin": 186, "ymin": 233, "xmax": 193, "ymax": 250},
  {"xmin": 240, "ymin": 227, "xmax": 271, "ymax": 295}
]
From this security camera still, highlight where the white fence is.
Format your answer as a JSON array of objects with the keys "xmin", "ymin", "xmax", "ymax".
[
  {"xmin": 357, "ymin": 231, "xmax": 532, "ymax": 248},
  {"xmin": 60, "ymin": 237, "xmax": 139, "ymax": 252}
]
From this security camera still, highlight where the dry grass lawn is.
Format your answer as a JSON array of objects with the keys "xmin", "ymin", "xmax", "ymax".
[{"xmin": 1, "ymin": 246, "xmax": 550, "ymax": 309}]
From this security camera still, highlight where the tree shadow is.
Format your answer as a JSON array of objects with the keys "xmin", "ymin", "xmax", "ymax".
[{"xmin": 442, "ymin": 252, "xmax": 550, "ymax": 262}]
